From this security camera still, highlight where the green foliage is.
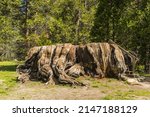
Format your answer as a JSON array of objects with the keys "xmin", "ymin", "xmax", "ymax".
[
  {"xmin": 0, "ymin": 0, "xmax": 22, "ymax": 60},
  {"xmin": 0, "ymin": 0, "xmax": 149, "ymax": 73},
  {"xmin": 136, "ymin": 65, "xmax": 145, "ymax": 74},
  {"xmin": 91, "ymin": 0, "xmax": 128, "ymax": 42},
  {"xmin": 25, "ymin": 0, "xmax": 98, "ymax": 44},
  {"xmin": 0, "ymin": 0, "xmax": 98, "ymax": 59},
  {"xmin": 91, "ymin": 0, "xmax": 150, "ymax": 73}
]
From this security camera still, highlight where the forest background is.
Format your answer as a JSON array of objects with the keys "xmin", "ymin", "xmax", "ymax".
[{"xmin": 0, "ymin": 0, "xmax": 149, "ymax": 73}]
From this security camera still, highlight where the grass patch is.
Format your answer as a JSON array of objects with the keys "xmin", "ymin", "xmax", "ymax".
[
  {"xmin": 103, "ymin": 89, "xmax": 150, "ymax": 100},
  {"xmin": 91, "ymin": 80, "xmax": 109, "ymax": 88},
  {"xmin": 0, "ymin": 61, "xmax": 19, "ymax": 95},
  {"xmin": 91, "ymin": 78, "xmax": 119, "ymax": 89},
  {"xmin": 144, "ymin": 74, "xmax": 150, "ymax": 77},
  {"xmin": 0, "ymin": 61, "xmax": 19, "ymax": 71}
]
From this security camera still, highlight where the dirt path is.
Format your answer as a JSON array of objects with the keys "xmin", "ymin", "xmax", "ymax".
[
  {"xmin": 1, "ymin": 82, "xmax": 105, "ymax": 100},
  {"xmin": 1, "ymin": 78, "xmax": 150, "ymax": 100}
]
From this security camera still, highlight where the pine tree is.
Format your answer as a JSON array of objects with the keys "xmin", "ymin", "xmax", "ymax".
[{"xmin": 0, "ymin": 0, "xmax": 21, "ymax": 60}]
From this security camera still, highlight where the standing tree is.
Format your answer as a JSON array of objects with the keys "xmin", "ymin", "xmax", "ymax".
[
  {"xmin": 0, "ymin": 0, "xmax": 21, "ymax": 60},
  {"xmin": 91, "ymin": 0, "xmax": 128, "ymax": 42}
]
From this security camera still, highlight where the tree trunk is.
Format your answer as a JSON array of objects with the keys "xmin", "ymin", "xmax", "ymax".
[
  {"xmin": 75, "ymin": 10, "xmax": 81, "ymax": 44},
  {"xmin": 17, "ymin": 42, "xmax": 139, "ymax": 86},
  {"xmin": 144, "ymin": 46, "xmax": 150, "ymax": 74}
]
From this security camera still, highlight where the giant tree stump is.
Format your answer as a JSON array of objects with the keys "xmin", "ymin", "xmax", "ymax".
[{"xmin": 17, "ymin": 42, "xmax": 138, "ymax": 86}]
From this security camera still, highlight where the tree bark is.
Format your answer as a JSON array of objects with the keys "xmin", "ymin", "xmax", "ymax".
[{"xmin": 17, "ymin": 42, "xmax": 139, "ymax": 86}]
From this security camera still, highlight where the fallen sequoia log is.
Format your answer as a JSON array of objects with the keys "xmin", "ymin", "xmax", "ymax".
[{"xmin": 17, "ymin": 42, "xmax": 140, "ymax": 86}]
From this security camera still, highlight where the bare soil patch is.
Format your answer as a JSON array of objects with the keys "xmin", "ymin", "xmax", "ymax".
[{"xmin": 1, "ymin": 78, "xmax": 150, "ymax": 100}]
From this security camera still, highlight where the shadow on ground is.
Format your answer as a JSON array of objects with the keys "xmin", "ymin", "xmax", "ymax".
[{"xmin": 0, "ymin": 65, "xmax": 17, "ymax": 71}]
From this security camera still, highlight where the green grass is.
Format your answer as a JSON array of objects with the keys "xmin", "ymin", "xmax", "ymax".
[
  {"xmin": 103, "ymin": 89, "xmax": 150, "ymax": 100},
  {"xmin": 0, "ymin": 61, "xmax": 19, "ymax": 95},
  {"xmin": 91, "ymin": 80, "xmax": 110, "ymax": 88},
  {"xmin": 144, "ymin": 74, "xmax": 150, "ymax": 77},
  {"xmin": 84, "ymin": 77, "xmax": 150, "ymax": 100}
]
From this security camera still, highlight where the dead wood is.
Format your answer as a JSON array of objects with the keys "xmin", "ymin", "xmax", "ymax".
[{"xmin": 17, "ymin": 42, "xmax": 139, "ymax": 86}]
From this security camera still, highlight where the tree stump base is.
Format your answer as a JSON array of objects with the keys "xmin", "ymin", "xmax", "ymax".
[{"xmin": 17, "ymin": 42, "xmax": 138, "ymax": 86}]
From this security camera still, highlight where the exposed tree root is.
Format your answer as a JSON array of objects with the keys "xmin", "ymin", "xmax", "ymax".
[{"xmin": 17, "ymin": 42, "xmax": 139, "ymax": 86}]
